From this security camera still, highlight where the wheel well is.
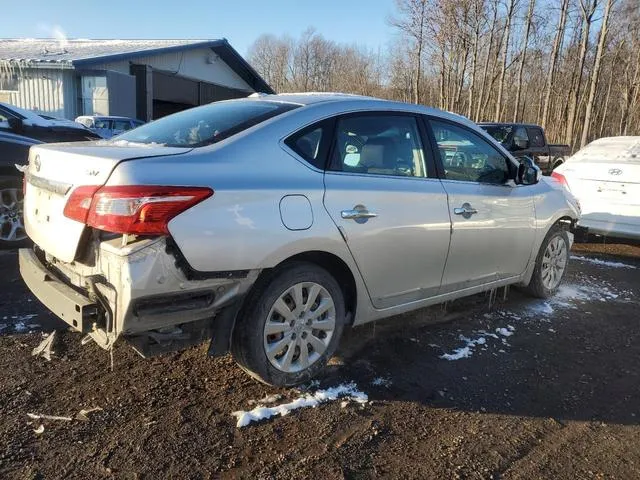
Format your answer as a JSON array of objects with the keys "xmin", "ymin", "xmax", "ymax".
[
  {"xmin": 274, "ymin": 251, "xmax": 358, "ymax": 325},
  {"xmin": 556, "ymin": 215, "xmax": 575, "ymax": 230}
]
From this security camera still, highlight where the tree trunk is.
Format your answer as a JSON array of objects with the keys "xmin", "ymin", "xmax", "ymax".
[
  {"xmin": 467, "ymin": 2, "xmax": 483, "ymax": 118},
  {"xmin": 541, "ymin": 0, "xmax": 569, "ymax": 130},
  {"xmin": 581, "ymin": 0, "xmax": 614, "ymax": 147},
  {"xmin": 476, "ymin": 0, "xmax": 499, "ymax": 122},
  {"xmin": 565, "ymin": 0, "xmax": 598, "ymax": 146},
  {"xmin": 513, "ymin": 0, "xmax": 535, "ymax": 122},
  {"xmin": 494, "ymin": 0, "xmax": 516, "ymax": 122}
]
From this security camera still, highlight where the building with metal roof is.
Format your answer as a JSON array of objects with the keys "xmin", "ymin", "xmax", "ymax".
[{"xmin": 0, "ymin": 38, "xmax": 274, "ymax": 121}]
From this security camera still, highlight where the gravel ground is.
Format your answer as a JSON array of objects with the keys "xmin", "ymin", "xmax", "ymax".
[{"xmin": 0, "ymin": 243, "xmax": 639, "ymax": 479}]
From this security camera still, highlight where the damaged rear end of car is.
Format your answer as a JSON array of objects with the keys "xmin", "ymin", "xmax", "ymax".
[
  {"xmin": 19, "ymin": 99, "xmax": 297, "ymax": 357},
  {"xmin": 19, "ymin": 143, "xmax": 257, "ymax": 357}
]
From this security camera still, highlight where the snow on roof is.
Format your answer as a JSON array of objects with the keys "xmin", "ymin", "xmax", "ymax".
[
  {"xmin": 570, "ymin": 136, "xmax": 640, "ymax": 163},
  {"xmin": 0, "ymin": 38, "xmax": 219, "ymax": 65}
]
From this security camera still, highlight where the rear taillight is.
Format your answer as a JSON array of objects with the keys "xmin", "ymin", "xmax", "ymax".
[
  {"xmin": 63, "ymin": 185, "xmax": 101, "ymax": 223},
  {"xmin": 64, "ymin": 185, "xmax": 213, "ymax": 235},
  {"xmin": 551, "ymin": 171, "xmax": 570, "ymax": 190}
]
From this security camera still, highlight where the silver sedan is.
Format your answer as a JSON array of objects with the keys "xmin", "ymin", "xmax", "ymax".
[{"xmin": 19, "ymin": 94, "xmax": 580, "ymax": 386}]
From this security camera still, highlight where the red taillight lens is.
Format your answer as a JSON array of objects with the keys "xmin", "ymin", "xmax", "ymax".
[
  {"xmin": 551, "ymin": 171, "xmax": 570, "ymax": 190},
  {"xmin": 63, "ymin": 185, "xmax": 101, "ymax": 223},
  {"xmin": 64, "ymin": 185, "xmax": 213, "ymax": 235}
]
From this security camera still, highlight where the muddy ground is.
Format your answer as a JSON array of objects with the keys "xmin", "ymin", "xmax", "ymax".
[{"xmin": 1, "ymin": 242, "xmax": 639, "ymax": 479}]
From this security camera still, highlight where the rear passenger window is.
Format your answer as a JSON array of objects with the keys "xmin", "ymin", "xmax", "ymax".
[
  {"xmin": 329, "ymin": 114, "xmax": 427, "ymax": 178},
  {"xmin": 527, "ymin": 127, "xmax": 545, "ymax": 148},
  {"xmin": 285, "ymin": 121, "xmax": 330, "ymax": 169}
]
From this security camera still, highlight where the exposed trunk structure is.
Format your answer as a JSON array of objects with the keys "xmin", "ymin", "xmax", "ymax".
[{"xmin": 581, "ymin": 0, "xmax": 614, "ymax": 147}]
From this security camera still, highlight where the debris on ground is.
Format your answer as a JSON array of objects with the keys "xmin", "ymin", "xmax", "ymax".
[
  {"xmin": 75, "ymin": 407, "xmax": 103, "ymax": 421},
  {"xmin": 232, "ymin": 382, "xmax": 368, "ymax": 428},
  {"xmin": 27, "ymin": 413, "xmax": 73, "ymax": 422},
  {"xmin": 33, "ymin": 424, "xmax": 45, "ymax": 435},
  {"xmin": 31, "ymin": 331, "xmax": 56, "ymax": 361}
]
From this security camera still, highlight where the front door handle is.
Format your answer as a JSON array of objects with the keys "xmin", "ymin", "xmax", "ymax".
[
  {"xmin": 453, "ymin": 203, "xmax": 478, "ymax": 217},
  {"xmin": 341, "ymin": 205, "xmax": 378, "ymax": 220}
]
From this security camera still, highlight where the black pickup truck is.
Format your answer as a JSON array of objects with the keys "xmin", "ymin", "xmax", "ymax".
[{"xmin": 479, "ymin": 123, "xmax": 571, "ymax": 174}]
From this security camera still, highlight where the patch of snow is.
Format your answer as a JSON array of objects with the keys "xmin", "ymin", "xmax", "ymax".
[
  {"xmin": 440, "ymin": 334, "xmax": 486, "ymax": 361},
  {"xmin": 496, "ymin": 326, "xmax": 515, "ymax": 337},
  {"xmin": 97, "ymin": 139, "xmax": 166, "ymax": 148},
  {"xmin": 247, "ymin": 394, "xmax": 282, "ymax": 406},
  {"xmin": 571, "ymin": 255, "xmax": 636, "ymax": 270},
  {"xmin": 232, "ymin": 382, "xmax": 368, "ymax": 428},
  {"xmin": 371, "ymin": 377, "xmax": 392, "ymax": 388}
]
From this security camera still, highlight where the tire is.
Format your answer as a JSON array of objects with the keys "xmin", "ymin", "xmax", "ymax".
[
  {"xmin": 0, "ymin": 175, "xmax": 29, "ymax": 249},
  {"xmin": 551, "ymin": 158, "xmax": 564, "ymax": 171},
  {"xmin": 231, "ymin": 261, "xmax": 346, "ymax": 386},
  {"xmin": 525, "ymin": 224, "xmax": 570, "ymax": 299}
]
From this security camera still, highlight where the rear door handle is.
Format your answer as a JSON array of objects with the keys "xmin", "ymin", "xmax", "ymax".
[{"xmin": 453, "ymin": 203, "xmax": 478, "ymax": 216}]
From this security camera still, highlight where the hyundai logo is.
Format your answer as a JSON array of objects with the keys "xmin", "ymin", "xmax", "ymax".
[
  {"xmin": 34, "ymin": 155, "xmax": 41, "ymax": 172},
  {"xmin": 608, "ymin": 168, "xmax": 623, "ymax": 176}
]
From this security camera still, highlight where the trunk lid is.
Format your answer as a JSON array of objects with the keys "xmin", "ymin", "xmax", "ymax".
[
  {"xmin": 24, "ymin": 142, "xmax": 191, "ymax": 262},
  {"xmin": 560, "ymin": 137, "xmax": 640, "ymax": 228}
]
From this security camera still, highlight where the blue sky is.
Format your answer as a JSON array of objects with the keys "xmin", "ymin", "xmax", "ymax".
[{"xmin": 3, "ymin": 0, "xmax": 397, "ymax": 56}]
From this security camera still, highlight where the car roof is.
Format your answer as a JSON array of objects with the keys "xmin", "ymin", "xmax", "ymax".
[{"xmin": 248, "ymin": 92, "xmax": 478, "ymax": 130}]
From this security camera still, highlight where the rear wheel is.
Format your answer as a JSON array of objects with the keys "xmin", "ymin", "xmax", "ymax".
[
  {"xmin": 0, "ymin": 176, "xmax": 28, "ymax": 249},
  {"xmin": 231, "ymin": 262, "xmax": 345, "ymax": 386},
  {"xmin": 526, "ymin": 224, "xmax": 570, "ymax": 298}
]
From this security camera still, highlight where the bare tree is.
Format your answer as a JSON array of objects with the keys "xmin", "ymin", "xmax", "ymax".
[
  {"xmin": 541, "ymin": 0, "xmax": 569, "ymax": 130},
  {"xmin": 565, "ymin": 0, "xmax": 599, "ymax": 145},
  {"xmin": 513, "ymin": 0, "xmax": 536, "ymax": 121},
  {"xmin": 388, "ymin": 0, "xmax": 428, "ymax": 104},
  {"xmin": 581, "ymin": 0, "xmax": 615, "ymax": 147},
  {"xmin": 494, "ymin": 0, "xmax": 518, "ymax": 121}
]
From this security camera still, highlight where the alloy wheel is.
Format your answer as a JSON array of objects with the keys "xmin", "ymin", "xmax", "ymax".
[
  {"xmin": 263, "ymin": 282, "xmax": 336, "ymax": 373},
  {"xmin": 0, "ymin": 187, "xmax": 26, "ymax": 243},
  {"xmin": 541, "ymin": 235, "xmax": 567, "ymax": 290}
]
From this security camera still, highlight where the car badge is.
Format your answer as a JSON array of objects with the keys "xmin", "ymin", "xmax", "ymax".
[{"xmin": 608, "ymin": 168, "xmax": 623, "ymax": 176}]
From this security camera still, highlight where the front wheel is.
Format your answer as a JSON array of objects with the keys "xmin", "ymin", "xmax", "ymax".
[
  {"xmin": 0, "ymin": 176, "xmax": 29, "ymax": 249},
  {"xmin": 231, "ymin": 262, "xmax": 346, "ymax": 386},
  {"xmin": 525, "ymin": 225, "xmax": 570, "ymax": 298}
]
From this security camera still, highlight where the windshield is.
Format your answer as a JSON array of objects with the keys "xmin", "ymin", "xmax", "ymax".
[
  {"xmin": 115, "ymin": 100, "xmax": 297, "ymax": 147},
  {"xmin": 481, "ymin": 125, "xmax": 512, "ymax": 144}
]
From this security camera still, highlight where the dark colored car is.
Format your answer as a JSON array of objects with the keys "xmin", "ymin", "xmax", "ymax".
[
  {"xmin": 0, "ymin": 131, "xmax": 42, "ymax": 247},
  {"xmin": 479, "ymin": 123, "xmax": 571, "ymax": 174},
  {"xmin": 0, "ymin": 102, "xmax": 100, "ymax": 143}
]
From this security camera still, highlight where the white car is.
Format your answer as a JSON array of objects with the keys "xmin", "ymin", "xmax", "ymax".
[
  {"xmin": 75, "ymin": 115, "xmax": 144, "ymax": 139},
  {"xmin": 553, "ymin": 137, "xmax": 640, "ymax": 240}
]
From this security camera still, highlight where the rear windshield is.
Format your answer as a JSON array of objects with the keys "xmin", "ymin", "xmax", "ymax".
[
  {"xmin": 114, "ymin": 100, "xmax": 297, "ymax": 147},
  {"xmin": 480, "ymin": 125, "xmax": 512, "ymax": 144},
  {"xmin": 569, "ymin": 138, "xmax": 640, "ymax": 164}
]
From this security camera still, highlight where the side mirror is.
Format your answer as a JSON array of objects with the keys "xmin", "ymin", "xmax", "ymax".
[
  {"xmin": 514, "ymin": 137, "xmax": 529, "ymax": 150},
  {"xmin": 8, "ymin": 117, "xmax": 24, "ymax": 133},
  {"xmin": 516, "ymin": 157, "xmax": 541, "ymax": 185}
]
